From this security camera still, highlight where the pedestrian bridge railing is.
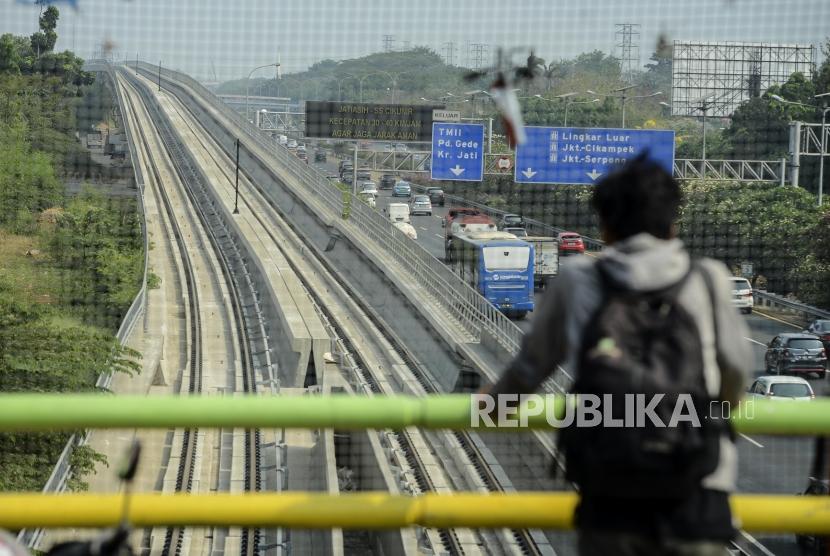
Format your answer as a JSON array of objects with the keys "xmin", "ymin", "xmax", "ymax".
[{"xmin": 1, "ymin": 394, "xmax": 829, "ymax": 533}]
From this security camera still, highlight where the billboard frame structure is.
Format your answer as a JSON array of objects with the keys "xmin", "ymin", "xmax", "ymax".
[{"xmin": 670, "ymin": 41, "xmax": 815, "ymax": 117}]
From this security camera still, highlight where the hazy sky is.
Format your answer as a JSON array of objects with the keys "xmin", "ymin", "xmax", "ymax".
[{"xmin": 2, "ymin": 0, "xmax": 828, "ymax": 81}]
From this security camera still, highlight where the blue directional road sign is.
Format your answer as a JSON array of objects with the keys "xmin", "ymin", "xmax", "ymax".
[
  {"xmin": 514, "ymin": 126, "xmax": 675, "ymax": 185},
  {"xmin": 431, "ymin": 122, "xmax": 485, "ymax": 182}
]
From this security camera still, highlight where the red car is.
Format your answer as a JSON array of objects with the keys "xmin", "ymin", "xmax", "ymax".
[{"xmin": 557, "ymin": 232, "xmax": 585, "ymax": 255}]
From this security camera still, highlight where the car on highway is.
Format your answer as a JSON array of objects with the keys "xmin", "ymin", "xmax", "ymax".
[
  {"xmin": 359, "ymin": 181, "xmax": 378, "ymax": 196},
  {"xmin": 356, "ymin": 169, "xmax": 372, "ymax": 182},
  {"xmin": 380, "ymin": 174, "xmax": 397, "ymax": 190},
  {"xmin": 764, "ymin": 333, "xmax": 827, "ymax": 378},
  {"xmin": 394, "ymin": 143, "xmax": 408, "ymax": 152},
  {"xmin": 503, "ymin": 227, "xmax": 528, "ymax": 238},
  {"xmin": 410, "ymin": 195, "xmax": 432, "ymax": 216},
  {"xmin": 557, "ymin": 231, "xmax": 585, "ymax": 255},
  {"xmin": 747, "ymin": 375, "xmax": 815, "ymax": 400},
  {"xmin": 341, "ymin": 173, "xmax": 354, "ymax": 185},
  {"xmin": 297, "ymin": 151, "xmax": 308, "ymax": 162},
  {"xmin": 358, "ymin": 191, "xmax": 376, "ymax": 209},
  {"xmin": 339, "ymin": 160, "xmax": 353, "ymax": 173},
  {"xmin": 729, "ymin": 276, "xmax": 754, "ymax": 314},
  {"xmin": 426, "ymin": 187, "xmax": 445, "ymax": 206},
  {"xmin": 383, "ymin": 143, "xmax": 394, "ymax": 152},
  {"xmin": 805, "ymin": 319, "xmax": 830, "ymax": 351},
  {"xmin": 498, "ymin": 214, "xmax": 526, "ymax": 230},
  {"xmin": 287, "ymin": 139, "xmax": 298, "ymax": 150},
  {"xmin": 314, "ymin": 150, "xmax": 327, "ymax": 162},
  {"xmin": 297, "ymin": 144, "xmax": 306, "ymax": 153},
  {"xmin": 392, "ymin": 181, "xmax": 411, "ymax": 198}
]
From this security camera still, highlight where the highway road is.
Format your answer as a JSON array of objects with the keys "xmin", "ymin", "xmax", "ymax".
[{"xmin": 310, "ymin": 151, "xmax": 822, "ymax": 555}]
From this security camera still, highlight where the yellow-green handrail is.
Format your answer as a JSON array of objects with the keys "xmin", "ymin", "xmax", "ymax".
[
  {"xmin": 0, "ymin": 394, "xmax": 828, "ymax": 434},
  {"xmin": 0, "ymin": 493, "xmax": 828, "ymax": 533}
]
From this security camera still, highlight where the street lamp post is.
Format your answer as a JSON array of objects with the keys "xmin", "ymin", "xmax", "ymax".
[
  {"xmin": 565, "ymin": 98, "xmax": 601, "ymax": 126},
  {"xmin": 588, "ymin": 86, "xmax": 661, "ymax": 128},
  {"xmin": 337, "ymin": 74, "xmax": 359, "ymax": 101},
  {"xmin": 359, "ymin": 71, "xmax": 395, "ymax": 103},
  {"xmin": 245, "ymin": 61, "xmax": 280, "ymax": 122}
]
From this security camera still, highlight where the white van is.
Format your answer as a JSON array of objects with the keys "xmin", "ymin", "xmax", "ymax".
[
  {"xmin": 278, "ymin": 135, "xmax": 288, "ymax": 146},
  {"xmin": 387, "ymin": 203, "xmax": 411, "ymax": 224}
]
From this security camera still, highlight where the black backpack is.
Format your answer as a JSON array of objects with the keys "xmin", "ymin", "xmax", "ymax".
[{"xmin": 558, "ymin": 260, "xmax": 727, "ymax": 499}]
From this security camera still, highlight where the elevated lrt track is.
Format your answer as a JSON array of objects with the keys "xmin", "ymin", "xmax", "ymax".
[
  {"xmin": 118, "ymin": 72, "xmax": 265, "ymax": 556},
  {"xmin": 131, "ymin": 63, "xmax": 551, "ymax": 556}
]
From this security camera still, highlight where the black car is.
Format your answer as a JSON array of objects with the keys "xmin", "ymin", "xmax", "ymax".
[
  {"xmin": 356, "ymin": 169, "xmax": 372, "ymax": 182},
  {"xmin": 426, "ymin": 187, "xmax": 445, "ymax": 206},
  {"xmin": 805, "ymin": 319, "xmax": 830, "ymax": 351},
  {"xmin": 380, "ymin": 174, "xmax": 397, "ymax": 189},
  {"xmin": 765, "ymin": 333, "xmax": 828, "ymax": 378},
  {"xmin": 314, "ymin": 150, "xmax": 327, "ymax": 162},
  {"xmin": 341, "ymin": 173, "xmax": 354, "ymax": 185},
  {"xmin": 498, "ymin": 213, "xmax": 526, "ymax": 230}
]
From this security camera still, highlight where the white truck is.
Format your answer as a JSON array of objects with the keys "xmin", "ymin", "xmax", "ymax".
[
  {"xmin": 386, "ymin": 202, "xmax": 417, "ymax": 240},
  {"xmin": 525, "ymin": 236, "xmax": 559, "ymax": 290}
]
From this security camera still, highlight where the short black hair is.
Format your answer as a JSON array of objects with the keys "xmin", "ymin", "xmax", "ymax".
[{"xmin": 591, "ymin": 152, "xmax": 681, "ymax": 241}]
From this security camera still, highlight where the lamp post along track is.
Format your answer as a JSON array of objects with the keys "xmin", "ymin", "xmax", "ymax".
[{"xmin": 119, "ymin": 73, "xmax": 264, "ymax": 556}]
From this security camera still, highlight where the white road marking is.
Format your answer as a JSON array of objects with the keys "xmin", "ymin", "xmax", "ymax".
[
  {"xmin": 744, "ymin": 336, "xmax": 767, "ymax": 347},
  {"xmin": 420, "ymin": 227, "xmax": 428, "ymax": 231},
  {"xmin": 740, "ymin": 433, "xmax": 764, "ymax": 448},
  {"xmin": 434, "ymin": 234, "xmax": 443, "ymax": 239}
]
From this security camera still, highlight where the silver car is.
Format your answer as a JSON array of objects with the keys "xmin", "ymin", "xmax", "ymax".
[{"xmin": 410, "ymin": 194, "xmax": 432, "ymax": 216}]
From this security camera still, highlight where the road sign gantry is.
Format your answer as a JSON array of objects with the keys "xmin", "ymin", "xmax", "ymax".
[
  {"xmin": 514, "ymin": 126, "xmax": 675, "ymax": 185},
  {"xmin": 431, "ymin": 122, "xmax": 485, "ymax": 182}
]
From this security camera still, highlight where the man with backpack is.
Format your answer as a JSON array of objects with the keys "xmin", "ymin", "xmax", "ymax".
[{"xmin": 485, "ymin": 154, "xmax": 751, "ymax": 555}]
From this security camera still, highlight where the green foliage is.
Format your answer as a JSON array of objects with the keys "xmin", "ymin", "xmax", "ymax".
[
  {"xmin": 640, "ymin": 42, "xmax": 673, "ymax": 92},
  {"xmin": 67, "ymin": 444, "xmax": 108, "ymax": 491},
  {"xmin": 0, "ymin": 123, "xmax": 63, "ymax": 224},
  {"xmin": 0, "ymin": 34, "xmax": 21, "ymax": 74},
  {"xmin": 147, "ymin": 271, "xmax": 161, "ymax": 289},
  {"xmin": 219, "ymin": 48, "xmax": 469, "ymax": 104},
  {"xmin": 48, "ymin": 189, "xmax": 143, "ymax": 327},
  {"xmin": 678, "ymin": 180, "xmax": 821, "ymax": 292},
  {"xmin": 790, "ymin": 212, "xmax": 830, "ymax": 307},
  {"xmin": 721, "ymin": 96, "xmax": 789, "ymax": 159},
  {"xmin": 0, "ymin": 432, "xmax": 72, "ymax": 491}
]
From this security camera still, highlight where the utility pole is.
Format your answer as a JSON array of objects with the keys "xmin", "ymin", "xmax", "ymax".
[
  {"xmin": 233, "ymin": 139, "xmax": 240, "ymax": 214},
  {"xmin": 383, "ymin": 35, "xmax": 395, "ymax": 53}
]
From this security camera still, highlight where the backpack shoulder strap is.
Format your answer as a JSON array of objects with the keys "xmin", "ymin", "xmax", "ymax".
[{"xmin": 692, "ymin": 260, "xmax": 719, "ymax": 345}]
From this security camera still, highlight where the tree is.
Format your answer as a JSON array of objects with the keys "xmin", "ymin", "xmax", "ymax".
[
  {"xmin": 641, "ymin": 42, "xmax": 672, "ymax": 92},
  {"xmin": 679, "ymin": 180, "xmax": 821, "ymax": 292},
  {"xmin": 0, "ymin": 34, "xmax": 21, "ymax": 74},
  {"xmin": 0, "ymin": 123, "xmax": 63, "ymax": 225},
  {"xmin": 791, "ymin": 211, "xmax": 830, "ymax": 308},
  {"xmin": 30, "ymin": 5, "xmax": 59, "ymax": 57},
  {"xmin": 814, "ymin": 38, "xmax": 830, "ymax": 93},
  {"xmin": 721, "ymin": 96, "xmax": 789, "ymax": 159}
]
